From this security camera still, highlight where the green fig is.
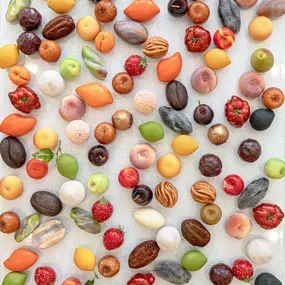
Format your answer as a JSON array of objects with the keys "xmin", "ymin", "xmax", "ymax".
[
  {"xmin": 138, "ymin": 121, "xmax": 164, "ymax": 142},
  {"xmin": 57, "ymin": 153, "xmax": 79, "ymax": 180},
  {"xmin": 264, "ymin": 158, "xmax": 285, "ymax": 179},
  {"xmin": 14, "ymin": 213, "xmax": 41, "ymax": 242},
  {"xmin": 181, "ymin": 250, "xmax": 208, "ymax": 271},
  {"xmin": 2, "ymin": 272, "xmax": 27, "ymax": 285}
]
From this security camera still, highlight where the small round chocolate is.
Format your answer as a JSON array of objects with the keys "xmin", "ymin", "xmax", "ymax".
[
  {"xmin": 210, "ymin": 263, "xmax": 233, "ymax": 285},
  {"xmin": 199, "ymin": 154, "xmax": 222, "ymax": 177},
  {"xmin": 208, "ymin": 124, "xmax": 229, "ymax": 145},
  {"xmin": 112, "ymin": 110, "xmax": 133, "ymax": 131},
  {"xmin": 88, "ymin": 145, "xmax": 109, "ymax": 166},
  {"xmin": 112, "ymin": 72, "xmax": 134, "ymax": 95},
  {"xmin": 98, "ymin": 255, "xmax": 120, "ymax": 278},
  {"xmin": 238, "ymin": 139, "xmax": 261, "ymax": 163},
  {"xmin": 132, "ymin": 185, "xmax": 153, "ymax": 206}
]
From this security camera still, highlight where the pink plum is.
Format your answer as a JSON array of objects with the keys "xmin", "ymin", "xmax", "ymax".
[
  {"xmin": 59, "ymin": 95, "xmax": 86, "ymax": 122},
  {"xmin": 191, "ymin": 67, "xmax": 218, "ymax": 94},
  {"xmin": 226, "ymin": 213, "xmax": 252, "ymax": 239},
  {"xmin": 238, "ymin": 71, "xmax": 265, "ymax": 99},
  {"xmin": 62, "ymin": 278, "xmax": 82, "ymax": 285},
  {"xmin": 129, "ymin": 143, "xmax": 156, "ymax": 170}
]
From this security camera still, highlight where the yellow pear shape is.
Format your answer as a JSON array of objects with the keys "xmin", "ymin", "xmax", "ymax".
[
  {"xmin": 204, "ymin": 49, "xmax": 231, "ymax": 70},
  {"xmin": 171, "ymin": 135, "xmax": 199, "ymax": 156},
  {"xmin": 47, "ymin": 0, "xmax": 76, "ymax": 14},
  {"xmin": 74, "ymin": 247, "xmax": 96, "ymax": 271}
]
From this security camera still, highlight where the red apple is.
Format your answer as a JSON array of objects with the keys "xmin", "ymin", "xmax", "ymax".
[
  {"xmin": 62, "ymin": 278, "xmax": 81, "ymax": 285},
  {"xmin": 118, "ymin": 167, "xmax": 140, "ymax": 188},
  {"xmin": 223, "ymin": 174, "xmax": 244, "ymax": 196}
]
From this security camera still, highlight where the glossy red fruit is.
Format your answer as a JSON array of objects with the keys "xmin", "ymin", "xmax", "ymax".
[
  {"xmin": 92, "ymin": 197, "xmax": 113, "ymax": 223},
  {"xmin": 214, "ymin": 27, "xmax": 235, "ymax": 49},
  {"xmin": 103, "ymin": 227, "xmax": 124, "ymax": 250},
  {"xmin": 118, "ymin": 167, "xmax": 140, "ymax": 188},
  {"xmin": 124, "ymin": 55, "xmax": 148, "ymax": 76},
  {"xmin": 35, "ymin": 266, "xmax": 56, "ymax": 285},
  {"xmin": 223, "ymin": 174, "xmax": 244, "ymax": 196},
  {"xmin": 127, "ymin": 273, "xmax": 155, "ymax": 285},
  {"xmin": 26, "ymin": 159, "xmax": 48, "ymax": 180},
  {"xmin": 232, "ymin": 259, "xmax": 253, "ymax": 283}
]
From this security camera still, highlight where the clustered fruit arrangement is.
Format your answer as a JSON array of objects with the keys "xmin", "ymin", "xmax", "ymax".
[{"xmin": 0, "ymin": 0, "xmax": 285, "ymax": 284}]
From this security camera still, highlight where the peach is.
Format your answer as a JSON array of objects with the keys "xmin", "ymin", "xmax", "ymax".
[
  {"xmin": 59, "ymin": 95, "xmax": 86, "ymax": 122},
  {"xmin": 157, "ymin": 153, "xmax": 181, "ymax": 178},
  {"xmin": 76, "ymin": 16, "xmax": 101, "ymax": 41},
  {"xmin": 129, "ymin": 143, "xmax": 156, "ymax": 170},
  {"xmin": 0, "ymin": 176, "xmax": 23, "ymax": 200},
  {"xmin": 249, "ymin": 16, "xmax": 273, "ymax": 41},
  {"xmin": 239, "ymin": 71, "xmax": 265, "ymax": 99},
  {"xmin": 226, "ymin": 213, "xmax": 252, "ymax": 239},
  {"xmin": 95, "ymin": 31, "xmax": 115, "ymax": 53},
  {"xmin": 191, "ymin": 67, "xmax": 218, "ymax": 94},
  {"xmin": 33, "ymin": 128, "xmax": 59, "ymax": 150}
]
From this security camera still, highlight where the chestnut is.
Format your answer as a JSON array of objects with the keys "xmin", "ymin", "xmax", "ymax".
[
  {"xmin": 238, "ymin": 139, "xmax": 261, "ymax": 163},
  {"xmin": 98, "ymin": 255, "xmax": 120, "ymax": 278},
  {"xmin": 208, "ymin": 124, "xmax": 229, "ymax": 145},
  {"xmin": 132, "ymin": 185, "xmax": 153, "ymax": 206},
  {"xmin": 88, "ymin": 145, "xmax": 109, "ymax": 166}
]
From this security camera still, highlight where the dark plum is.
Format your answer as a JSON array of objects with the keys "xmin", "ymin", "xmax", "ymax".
[
  {"xmin": 17, "ymin": 31, "xmax": 41, "ymax": 55},
  {"xmin": 210, "ymin": 263, "xmax": 233, "ymax": 285},
  {"xmin": 19, "ymin": 8, "xmax": 42, "ymax": 31},
  {"xmin": 88, "ymin": 145, "xmax": 109, "ymax": 166},
  {"xmin": 194, "ymin": 102, "xmax": 214, "ymax": 125},
  {"xmin": 238, "ymin": 139, "xmax": 261, "ymax": 163},
  {"xmin": 132, "ymin": 185, "xmax": 153, "ymax": 206},
  {"xmin": 168, "ymin": 0, "xmax": 189, "ymax": 17},
  {"xmin": 199, "ymin": 154, "xmax": 222, "ymax": 177}
]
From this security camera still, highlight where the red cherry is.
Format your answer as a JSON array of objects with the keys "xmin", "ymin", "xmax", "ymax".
[{"xmin": 223, "ymin": 174, "xmax": 244, "ymax": 196}]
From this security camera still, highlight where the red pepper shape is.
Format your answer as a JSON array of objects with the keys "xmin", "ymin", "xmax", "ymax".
[
  {"xmin": 253, "ymin": 203, "xmax": 284, "ymax": 230},
  {"xmin": 8, "ymin": 86, "xmax": 41, "ymax": 114},
  {"xmin": 127, "ymin": 273, "xmax": 155, "ymax": 285},
  {"xmin": 225, "ymin": 96, "xmax": 250, "ymax": 128},
  {"xmin": 185, "ymin": 26, "xmax": 211, "ymax": 52}
]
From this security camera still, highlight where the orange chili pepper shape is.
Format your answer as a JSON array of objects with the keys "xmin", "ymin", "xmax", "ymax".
[
  {"xmin": 124, "ymin": 0, "xmax": 160, "ymax": 22},
  {"xmin": 0, "ymin": 114, "xmax": 37, "ymax": 137},
  {"xmin": 157, "ymin": 52, "xmax": 183, "ymax": 82},
  {"xmin": 4, "ymin": 248, "xmax": 38, "ymax": 271}
]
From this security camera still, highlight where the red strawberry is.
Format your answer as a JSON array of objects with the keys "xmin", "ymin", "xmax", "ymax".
[
  {"xmin": 34, "ymin": 267, "xmax": 56, "ymax": 285},
  {"xmin": 92, "ymin": 197, "xmax": 113, "ymax": 223},
  {"xmin": 103, "ymin": 227, "xmax": 124, "ymax": 250},
  {"xmin": 125, "ymin": 55, "xmax": 148, "ymax": 76},
  {"xmin": 232, "ymin": 259, "xmax": 253, "ymax": 283}
]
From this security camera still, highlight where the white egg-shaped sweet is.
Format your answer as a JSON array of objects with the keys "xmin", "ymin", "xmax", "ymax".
[
  {"xmin": 133, "ymin": 208, "xmax": 165, "ymax": 229},
  {"xmin": 247, "ymin": 238, "xmax": 274, "ymax": 265},
  {"xmin": 59, "ymin": 181, "xmax": 86, "ymax": 206},
  {"xmin": 38, "ymin": 70, "xmax": 65, "ymax": 97},
  {"xmin": 156, "ymin": 226, "xmax": 181, "ymax": 251}
]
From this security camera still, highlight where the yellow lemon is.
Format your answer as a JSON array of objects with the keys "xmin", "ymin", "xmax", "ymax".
[
  {"xmin": 249, "ymin": 16, "xmax": 273, "ymax": 41},
  {"xmin": 171, "ymin": 135, "xmax": 199, "ymax": 156},
  {"xmin": 204, "ymin": 48, "xmax": 231, "ymax": 70},
  {"xmin": 47, "ymin": 0, "xmax": 76, "ymax": 14},
  {"xmin": 74, "ymin": 247, "xmax": 96, "ymax": 271},
  {"xmin": 0, "ymin": 44, "xmax": 20, "ymax": 69}
]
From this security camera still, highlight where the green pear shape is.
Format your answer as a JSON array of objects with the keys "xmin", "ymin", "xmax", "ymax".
[
  {"xmin": 57, "ymin": 153, "xmax": 79, "ymax": 180},
  {"xmin": 2, "ymin": 272, "xmax": 27, "ymax": 285},
  {"xmin": 138, "ymin": 121, "xmax": 164, "ymax": 142},
  {"xmin": 181, "ymin": 250, "xmax": 207, "ymax": 272}
]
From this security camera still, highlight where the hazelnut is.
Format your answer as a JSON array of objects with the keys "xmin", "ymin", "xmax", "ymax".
[
  {"xmin": 208, "ymin": 124, "xmax": 229, "ymax": 145},
  {"xmin": 155, "ymin": 181, "xmax": 178, "ymax": 208},
  {"xmin": 142, "ymin": 36, "xmax": 169, "ymax": 59},
  {"xmin": 191, "ymin": 181, "xmax": 216, "ymax": 204}
]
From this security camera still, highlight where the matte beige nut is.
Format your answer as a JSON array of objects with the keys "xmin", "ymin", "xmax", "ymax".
[
  {"xmin": 142, "ymin": 36, "xmax": 169, "ymax": 59},
  {"xmin": 191, "ymin": 181, "xmax": 216, "ymax": 204},
  {"xmin": 155, "ymin": 181, "xmax": 178, "ymax": 208}
]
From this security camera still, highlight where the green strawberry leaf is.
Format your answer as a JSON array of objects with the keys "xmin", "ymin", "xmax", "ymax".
[
  {"xmin": 32, "ymin": 148, "xmax": 54, "ymax": 163},
  {"xmin": 85, "ymin": 279, "xmax": 95, "ymax": 285}
]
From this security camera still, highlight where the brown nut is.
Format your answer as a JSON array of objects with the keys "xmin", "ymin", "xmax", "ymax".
[
  {"xmin": 155, "ymin": 181, "xmax": 178, "ymax": 208},
  {"xmin": 191, "ymin": 181, "xmax": 216, "ymax": 204},
  {"xmin": 181, "ymin": 219, "xmax": 211, "ymax": 247},
  {"xmin": 42, "ymin": 15, "xmax": 75, "ymax": 40},
  {"xmin": 39, "ymin": 40, "xmax": 61, "ymax": 62},
  {"xmin": 94, "ymin": 122, "xmax": 116, "ymax": 144},
  {"xmin": 200, "ymin": 204, "xmax": 222, "ymax": 225},
  {"xmin": 98, "ymin": 255, "xmax": 120, "ymax": 278},
  {"xmin": 142, "ymin": 36, "xmax": 169, "ymax": 59},
  {"xmin": 95, "ymin": 0, "xmax": 117, "ymax": 23},
  {"xmin": 0, "ymin": 211, "xmax": 20, "ymax": 234},
  {"xmin": 128, "ymin": 240, "xmax": 160, "ymax": 269},
  {"xmin": 112, "ymin": 72, "xmax": 134, "ymax": 95}
]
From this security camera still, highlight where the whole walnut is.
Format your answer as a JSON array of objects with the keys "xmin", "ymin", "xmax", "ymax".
[
  {"xmin": 191, "ymin": 181, "xmax": 216, "ymax": 204},
  {"xmin": 143, "ymin": 36, "xmax": 169, "ymax": 59}
]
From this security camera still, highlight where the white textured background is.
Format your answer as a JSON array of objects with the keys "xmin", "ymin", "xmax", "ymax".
[{"xmin": 0, "ymin": 0, "xmax": 285, "ymax": 284}]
